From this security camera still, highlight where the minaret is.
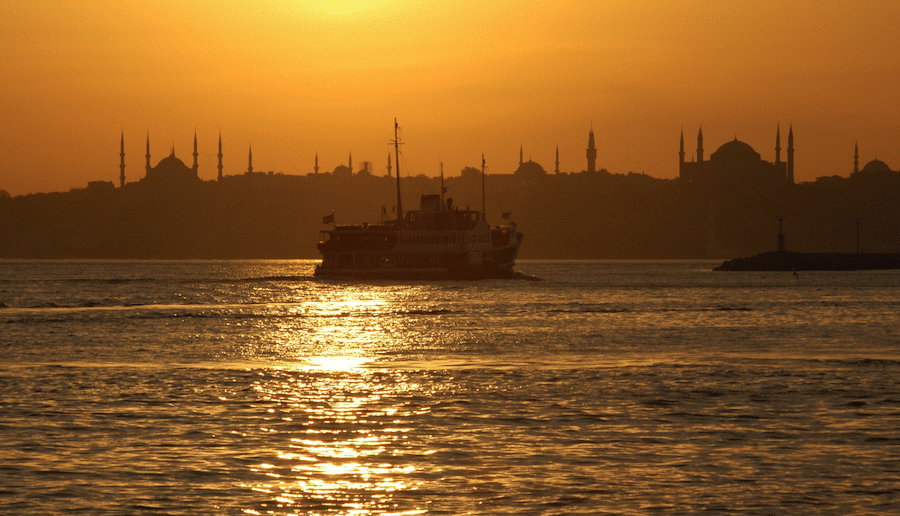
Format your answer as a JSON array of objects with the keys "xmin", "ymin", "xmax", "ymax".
[
  {"xmin": 348, "ymin": 151, "xmax": 352, "ymax": 173},
  {"xmin": 386, "ymin": 153, "xmax": 392, "ymax": 177},
  {"xmin": 119, "ymin": 131, "xmax": 126, "ymax": 188},
  {"xmin": 555, "ymin": 145, "xmax": 560, "ymax": 174},
  {"xmin": 679, "ymin": 128, "xmax": 685, "ymax": 166},
  {"xmin": 775, "ymin": 124, "xmax": 782, "ymax": 164},
  {"xmin": 787, "ymin": 125, "xmax": 794, "ymax": 184},
  {"xmin": 247, "ymin": 144, "xmax": 253, "ymax": 174},
  {"xmin": 586, "ymin": 126, "xmax": 597, "ymax": 173},
  {"xmin": 854, "ymin": 141, "xmax": 859, "ymax": 174},
  {"xmin": 217, "ymin": 132, "xmax": 223, "ymax": 180},
  {"xmin": 697, "ymin": 126, "xmax": 704, "ymax": 163},
  {"xmin": 192, "ymin": 130, "xmax": 199, "ymax": 175},
  {"xmin": 440, "ymin": 161, "xmax": 445, "ymax": 203},
  {"xmin": 145, "ymin": 133, "xmax": 151, "ymax": 176},
  {"xmin": 519, "ymin": 145, "xmax": 524, "ymax": 165},
  {"xmin": 314, "ymin": 153, "xmax": 319, "ymax": 175}
]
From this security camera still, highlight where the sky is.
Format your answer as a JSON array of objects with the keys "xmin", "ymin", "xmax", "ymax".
[{"xmin": 1, "ymin": 0, "xmax": 899, "ymax": 196}]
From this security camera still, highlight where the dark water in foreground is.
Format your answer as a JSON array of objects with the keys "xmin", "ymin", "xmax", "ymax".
[{"xmin": 1, "ymin": 259, "xmax": 899, "ymax": 515}]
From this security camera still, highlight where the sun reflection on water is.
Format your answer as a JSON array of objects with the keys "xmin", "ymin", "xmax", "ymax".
[
  {"xmin": 248, "ymin": 284, "xmax": 443, "ymax": 364},
  {"xmin": 306, "ymin": 356, "xmax": 372, "ymax": 371},
  {"xmin": 240, "ymin": 285, "xmax": 436, "ymax": 514},
  {"xmin": 244, "ymin": 367, "xmax": 428, "ymax": 514}
]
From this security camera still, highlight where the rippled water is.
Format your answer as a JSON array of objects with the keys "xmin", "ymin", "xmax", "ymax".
[{"xmin": 1, "ymin": 260, "xmax": 899, "ymax": 514}]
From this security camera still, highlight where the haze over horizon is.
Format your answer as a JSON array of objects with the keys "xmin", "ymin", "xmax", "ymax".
[{"xmin": 2, "ymin": 0, "xmax": 898, "ymax": 196}]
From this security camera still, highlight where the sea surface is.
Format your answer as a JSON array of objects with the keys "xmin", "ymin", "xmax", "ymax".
[{"xmin": 1, "ymin": 259, "xmax": 899, "ymax": 515}]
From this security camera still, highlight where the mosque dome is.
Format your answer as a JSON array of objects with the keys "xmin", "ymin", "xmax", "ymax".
[
  {"xmin": 143, "ymin": 149, "xmax": 199, "ymax": 184},
  {"xmin": 514, "ymin": 160, "xmax": 547, "ymax": 178},
  {"xmin": 859, "ymin": 158, "xmax": 892, "ymax": 175},
  {"xmin": 332, "ymin": 164, "xmax": 352, "ymax": 177},
  {"xmin": 155, "ymin": 154, "xmax": 190, "ymax": 173},
  {"xmin": 710, "ymin": 138, "xmax": 761, "ymax": 162}
]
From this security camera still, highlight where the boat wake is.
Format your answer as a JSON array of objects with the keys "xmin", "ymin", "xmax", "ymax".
[{"xmin": 507, "ymin": 271, "xmax": 542, "ymax": 281}]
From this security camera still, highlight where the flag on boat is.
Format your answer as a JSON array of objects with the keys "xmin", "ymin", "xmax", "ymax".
[
  {"xmin": 502, "ymin": 212, "xmax": 511, "ymax": 220},
  {"xmin": 322, "ymin": 212, "xmax": 334, "ymax": 224}
]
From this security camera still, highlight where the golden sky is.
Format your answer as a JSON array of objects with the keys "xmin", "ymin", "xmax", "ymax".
[{"xmin": 1, "ymin": 0, "xmax": 898, "ymax": 195}]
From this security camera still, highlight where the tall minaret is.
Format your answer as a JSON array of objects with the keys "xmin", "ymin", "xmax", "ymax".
[
  {"xmin": 192, "ymin": 130, "xmax": 199, "ymax": 175},
  {"xmin": 697, "ymin": 126, "xmax": 704, "ymax": 162},
  {"xmin": 679, "ymin": 128, "xmax": 685, "ymax": 166},
  {"xmin": 586, "ymin": 126, "xmax": 597, "ymax": 173},
  {"xmin": 787, "ymin": 125, "xmax": 794, "ymax": 184},
  {"xmin": 314, "ymin": 153, "xmax": 319, "ymax": 175},
  {"xmin": 217, "ymin": 132, "xmax": 223, "ymax": 180},
  {"xmin": 854, "ymin": 141, "xmax": 859, "ymax": 174},
  {"xmin": 145, "ymin": 133, "xmax": 151, "ymax": 176},
  {"xmin": 775, "ymin": 124, "xmax": 782, "ymax": 164},
  {"xmin": 348, "ymin": 151, "xmax": 353, "ymax": 173},
  {"xmin": 247, "ymin": 144, "xmax": 253, "ymax": 174},
  {"xmin": 119, "ymin": 131, "xmax": 126, "ymax": 188},
  {"xmin": 519, "ymin": 145, "xmax": 524, "ymax": 165},
  {"xmin": 386, "ymin": 153, "xmax": 392, "ymax": 177},
  {"xmin": 555, "ymin": 145, "xmax": 560, "ymax": 174}
]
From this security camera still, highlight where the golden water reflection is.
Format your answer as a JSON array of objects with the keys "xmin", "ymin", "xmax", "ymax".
[
  {"xmin": 243, "ymin": 286, "xmax": 435, "ymax": 514},
  {"xmin": 304, "ymin": 356, "xmax": 373, "ymax": 371},
  {"xmin": 249, "ymin": 284, "xmax": 444, "ymax": 363},
  {"xmin": 245, "ymin": 366, "xmax": 430, "ymax": 514}
]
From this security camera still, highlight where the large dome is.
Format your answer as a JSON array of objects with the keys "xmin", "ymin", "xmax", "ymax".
[
  {"xmin": 155, "ymin": 154, "xmax": 190, "ymax": 173},
  {"xmin": 142, "ymin": 150, "xmax": 199, "ymax": 184},
  {"xmin": 859, "ymin": 158, "xmax": 892, "ymax": 175},
  {"xmin": 514, "ymin": 160, "xmax": 546, "ymax": 177},
  {"xmin": 710, "ymin": 138, "xmax": 761, "ymax": 162}
]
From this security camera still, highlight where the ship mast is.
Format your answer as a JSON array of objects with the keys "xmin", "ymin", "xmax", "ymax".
[
  {"xmin": 393, "ymin": 119, "xmax": 403, "ymax": 225},
  {"xmin": 481, "ymin": 154, "xmax": 486, "ymax": 217}
]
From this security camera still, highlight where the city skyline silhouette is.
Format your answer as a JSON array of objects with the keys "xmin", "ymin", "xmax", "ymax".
[
  {"xmin": 2, "ymin": 122, "xmax": 898, "ymax": 260},
  {"xmin": 1, "ymin": 1, "xmax": 899, "ymax": 196}
]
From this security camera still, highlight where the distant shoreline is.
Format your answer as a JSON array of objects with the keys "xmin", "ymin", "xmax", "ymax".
[{"xmin": 715, "ymin": 250, "xmax": 900, "ymax": 271}]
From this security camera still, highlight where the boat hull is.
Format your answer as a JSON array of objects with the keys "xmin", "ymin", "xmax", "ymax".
[{"xmin": 315, "ymin": 233, "xmax": 523, "ymax": 280}]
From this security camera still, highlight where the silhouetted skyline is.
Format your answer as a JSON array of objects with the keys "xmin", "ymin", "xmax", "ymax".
[
  {"xmin": 1, "ymin": 2, "xmax": 899, "ymax": 196},
  {"xmin": 2, "ymin": 124, "xmax": 898, "ymax": 260}
]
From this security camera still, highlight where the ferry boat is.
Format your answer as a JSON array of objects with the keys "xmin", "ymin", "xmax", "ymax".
[{"xmin": 315, "ymin": 121, "xmax": 524, "ymax": 279}]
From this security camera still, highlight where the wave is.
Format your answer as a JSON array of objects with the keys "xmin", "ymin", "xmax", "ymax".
[
  {"xmin": 397, "ymin": 308, "xmax": 460, "ymax": 315},
  {"xmin": 2, "ymin": 303, "xmax": 467, "ymax": 324},
  {"xmin": 6, "ymin": 275, "xmax": 315, "ymax": 286},
  {"xmin": 183, "ymin": 275, "xmax": 313, "ymax": 284},
  {"xmin": 659, "ymin": 306, "xmax": 753, "ymax": 312},
  {"xmin": 549, "ymin": 306, "xmax": 628, "ymax": 314},
  {"xmin": 508, "ymin": 271, "xmax": 542, "ymax": 281},
  {"xmin": 821, "ymin": 358, "xmax": 900, "ymax": 367},
  {"xmin": 29, "ymin": 302, "xmax": 66, "ymax": 309}
]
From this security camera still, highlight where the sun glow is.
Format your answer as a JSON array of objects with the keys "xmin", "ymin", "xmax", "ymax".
[{"xmin": 304, "ymin": 0, "xmax": 393, "ymax": 17}]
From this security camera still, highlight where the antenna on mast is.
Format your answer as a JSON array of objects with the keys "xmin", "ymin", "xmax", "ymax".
[
  {"xmin": 481, "ymin": 154, "xmax": 486, "ymax": 218},
  {"xmin": 392, "ymin": 119, "xmax": 403, "ymax": 225},
  {"xmin": 440, "ymin": 161, "xmax": 445, "ymax": 204}
]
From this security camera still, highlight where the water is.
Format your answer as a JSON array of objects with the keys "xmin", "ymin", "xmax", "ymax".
[{"xmin": 1, "ymin": 259, "xmax": 899, "ymax": 514}]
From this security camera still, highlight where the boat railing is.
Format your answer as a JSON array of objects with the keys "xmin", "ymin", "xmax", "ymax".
[{"xmin": 319, "ymin": 231, "xmax": 396, "ymax": 250}]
